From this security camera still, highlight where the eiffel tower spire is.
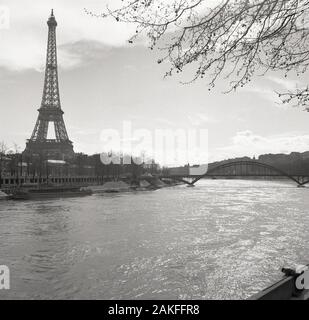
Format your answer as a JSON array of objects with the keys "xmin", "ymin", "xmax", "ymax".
[
  {"xmin": 40, "ymin": 9, "xmax": 61, "ymax": 111},
  {"xmin": 25, "ymin": 10, "xmax": 74, "ymax": 159}
]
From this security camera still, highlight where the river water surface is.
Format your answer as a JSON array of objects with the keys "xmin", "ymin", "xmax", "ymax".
[{"xmin": 0, "ymin": 180, "xmax": 309, "ymax": 300}]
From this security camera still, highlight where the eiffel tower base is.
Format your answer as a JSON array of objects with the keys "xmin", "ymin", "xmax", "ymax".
[{"xmin": 24, "ymin": 140, "xmax": 74, "ymax": 160}]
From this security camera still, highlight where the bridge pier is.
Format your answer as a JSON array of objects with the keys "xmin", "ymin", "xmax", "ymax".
[{"xmin": 296, "ymin": 176, "xmax": 309, "ymax": 187}]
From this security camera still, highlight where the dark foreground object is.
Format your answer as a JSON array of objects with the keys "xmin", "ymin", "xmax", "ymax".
[{"xmin": 250, "ymin": 264, "xmax": 309, "ymax": 300}]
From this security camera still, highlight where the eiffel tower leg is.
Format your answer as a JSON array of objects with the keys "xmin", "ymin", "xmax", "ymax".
[
  {"xmin": 38, "ymin": 120, "xmax": 49, "ymax": 140},
  {"xmin": 54, "ymin": 116, "xmax": 69, "ymax": 141},
  {"xmin": 30, "ymin": 118, "xmax": 40, "ymax": 140}
]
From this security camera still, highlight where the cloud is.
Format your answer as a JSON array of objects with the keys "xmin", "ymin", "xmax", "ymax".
[
  {"xmin": 0, "ymin": 0, "xmax": 228, "ymax": 71},
  {"xmin": 187, "ymin": 113, "xmax": 218, "ymax": 126},
  {"xmin": 69, "ymin": 126, "xmax": 99, "ymax": 136},
  {"xmin": 58, "ymin": 40, "xmax": 113, "ymax": 68},
  {"xmin": 267, "ymin": 76, "xmax": 303, "ymax": 91},
  {"xmin": 0, "ymin": 0, "xmax": 138, "ymax": 71},
  {"xmin": 240, "ymin": 85, "xmax": 279, "ymax": 104},
  {"xmin": 215, "ymin": 130, "xmax": 309, "ymax": 160},
  {"xmin": 154, "ymin": 118, "xmax": 176, "ymax": 126},
  {"xmin": 239, "ymin": 75, "xmax": 305, "ymax": 106}
]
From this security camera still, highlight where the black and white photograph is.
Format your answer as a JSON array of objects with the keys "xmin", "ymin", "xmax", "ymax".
[{"xmin": 1, "ymin": 0, "xmax": 309, "ymax": 305}]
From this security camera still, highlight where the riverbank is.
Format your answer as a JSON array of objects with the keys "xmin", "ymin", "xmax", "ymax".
[
  {"xmin": 0, "ymin": 178, "xmax": 183, "ymax": 200},
  {"xmin": 85, "ymin": 179, "xmax": 182, "ymax": 194}
]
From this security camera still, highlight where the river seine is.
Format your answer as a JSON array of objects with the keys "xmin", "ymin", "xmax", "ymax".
[{"xmin": 1, "ymin": 180, "xmax": 308, "ymax": 300}]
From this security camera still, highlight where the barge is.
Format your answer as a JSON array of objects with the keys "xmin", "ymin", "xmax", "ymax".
[{"xmin": 9, "ymin": 185, "xmax": 92, "ymax": 200}]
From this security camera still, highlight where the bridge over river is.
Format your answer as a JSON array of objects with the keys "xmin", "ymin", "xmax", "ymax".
[{"xmin": 161, "ymin": 160, "xmax": 309, "ymax": 187}]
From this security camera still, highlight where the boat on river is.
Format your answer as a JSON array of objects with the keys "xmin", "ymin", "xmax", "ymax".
[
  {"xmin": 250, "ymin": 264, "xmax": 309, "ymax": 300},
  {"xmin": 0, "ymin": 190, "xmax": 9, "ymax": 200},
  {"xmin": 9, "ymin": 185, "xmax": 92, "ymax": 200},
  {"xmin": 85, "ymin": 181, "xmax": 132, "ymax": 193}
]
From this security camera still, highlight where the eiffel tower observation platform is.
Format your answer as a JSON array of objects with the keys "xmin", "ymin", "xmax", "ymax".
[
  {"xmin": 24, "ymin": 10, "xmax": 74, "ymax": 160},
  {"xmin": 25, "ymin": 139, "xmax": 74, "ymax": 160}
]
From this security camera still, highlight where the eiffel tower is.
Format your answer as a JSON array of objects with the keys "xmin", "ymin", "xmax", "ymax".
[{"xmin": 24, "ymin": 10, "xmax": 74, "ymax": 160}]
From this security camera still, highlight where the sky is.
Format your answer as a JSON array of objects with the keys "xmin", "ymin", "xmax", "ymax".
[{"xmin": 1, "ymin": 0, "xmax": 309, "ymax": 165}]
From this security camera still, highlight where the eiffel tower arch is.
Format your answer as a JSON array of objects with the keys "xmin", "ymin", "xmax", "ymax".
[{"xmin": 24, "ymin": 10, "xmax": 74, "ymax": 160}]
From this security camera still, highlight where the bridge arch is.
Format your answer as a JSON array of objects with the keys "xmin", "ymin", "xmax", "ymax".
[{"xmin": 190, "ymin": 160, "xmax": 302, "ymax": 186}]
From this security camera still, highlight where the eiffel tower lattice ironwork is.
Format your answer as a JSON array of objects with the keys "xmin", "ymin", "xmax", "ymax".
[{"xmin": 25, "ymin": 10, "xmax": 74, "ymax": 159}]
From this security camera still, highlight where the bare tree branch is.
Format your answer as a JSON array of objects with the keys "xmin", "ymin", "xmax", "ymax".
[{"xmin": 86, "ymin": 0, "xmax": 309, "ymax": 108}]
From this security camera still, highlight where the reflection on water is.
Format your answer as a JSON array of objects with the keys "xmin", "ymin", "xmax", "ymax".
[{"xmin": 0, "ymin": 179, "xmax": 309, "ymax": 299}]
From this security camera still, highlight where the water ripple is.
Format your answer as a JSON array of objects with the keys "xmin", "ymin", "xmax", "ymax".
[{"xmin": 0, "ymin": 179, "xmax": 308, "ymax": 299}]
